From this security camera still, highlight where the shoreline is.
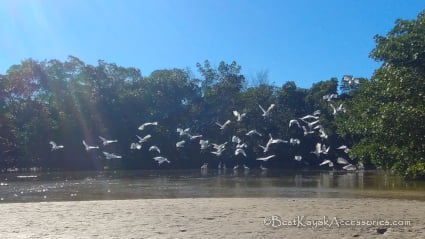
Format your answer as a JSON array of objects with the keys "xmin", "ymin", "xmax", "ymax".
[{"xmin": 0, "ymin": 197, "xmax": 424, "ymax": 238}]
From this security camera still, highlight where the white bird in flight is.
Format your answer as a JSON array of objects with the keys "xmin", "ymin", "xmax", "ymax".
[
  {"xmin": 176, "ymin": 140, "xmax": 185, "ymax": 148},
  {"xmin": 231, "ymin": 135, "xmax": 242, "ymax": 144},
  {"xmin": 320, "ymin": 159, "xmax": 334, "ymax": 167},
  {"xmin": 233, "ymin": 110, "xmax": 246, "ymax": 122},
  {"xmin": 302, "ymin": 126, "xmax": 315, "ymax": 136},
  {"xmin": 49, "ymin": 141, "xmax": 64, "ymax": 151},
  {"xmin": 289, "ymin": 119, "xmax": 301, "ymax": 128},
  {"xmin": 322, "ymin": 94, "xmax": 338, "ymax": 101},
  {"xmin": 235, "ymin": 148, "xmax": 247, "ymax": 157},
  {"xmin": 342, "ymin": 75, "xmax": 360, "ymax": 88},
  {"xmin": 103, "ymin": 151, "xmax": 122, "ymax": 160},
  {"xmin": 82, "ymin": 140, "xmax": 99, "ymax": 151},
  {"xmin": 294, "ymin": 155, "xmax": 302, "ymax": 161},
  {"xmin": 259, "ymin": 103, "xmax": 275, "ymax": 117},
  {"xmin": 136, "ymin": 134, "xmax": 151, "ymax": 143},
  {"xmin": 299, "ymin": 114, "xmax": 319, "ymax": 121},
  {"xmin": 153, "ymin": 156, "xmax": 170, "ymax": 165},
  {"xmin": 215, "ymin": 120, "xmax": 231, "ymax": 130},
  {"xmin": 98, "ymin": 136, "xmax": 118, "ymax": 146},
  {"xmin": 256, "ymin": 155, "xmax": 276, "ymax": 162},
  {"xmin": 149, "ymin": 145, "xmax": 161, "ymax": 154},
  {"xmin": 176, "ymin": 127, "xmax": 191, "ymax": 137},
  {"xmin": 189, "ymin": 134, "xmax": 203, "ymax": 141},
  {"xmin": 138, "ymin": 122, "xmax": 158, "ymax": 131},
  {"xmin": 266, "ymin": 134, "xmax": 287, "ymax": 149},
  {"xmin": 337, "ymin": 157, "xmax": 350, "ymax": 165},
  {"xmin": 199, "ymin": 140, "xmax": 210, "ymax": 150},
  {"xmin": 337, "ymin": 145, "xmax": 350, "ymax": 153},
  {"xmin": 245, "ymin": 129, "xmax": 262, "ymax": 137},
  {"xmin": 330, "ymin": 103, "xmax": 346, "ymax": 115},
  {"xmin": 130, "ymin": 142, "xmax": 142, "ymax": 150},
  {"xmin": 289, "ymin": 138, "xmax": 301, "ymax": 146}
]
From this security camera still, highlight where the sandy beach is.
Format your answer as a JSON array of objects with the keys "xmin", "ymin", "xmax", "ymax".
[{"xmin": 0, "ymin": 197, "xmax": 424, "ymax": 239}]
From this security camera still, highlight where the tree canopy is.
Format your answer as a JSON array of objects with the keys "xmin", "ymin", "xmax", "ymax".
[{"xmin": 336, "ymin": 9, "xmax": 425, "ymax": 179}]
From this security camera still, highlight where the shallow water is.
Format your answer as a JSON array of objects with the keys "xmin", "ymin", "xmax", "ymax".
[{"xmin": 0, "ymin": 169, "xmax": 424, "ymax": 203}]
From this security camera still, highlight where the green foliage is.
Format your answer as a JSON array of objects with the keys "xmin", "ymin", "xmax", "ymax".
[{"xmin": 336, "ymin": 9, "xmax": 425, "ymax": 179}]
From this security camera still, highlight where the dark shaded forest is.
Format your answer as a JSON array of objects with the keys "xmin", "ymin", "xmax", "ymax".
[{"xmin": 0, "ymin": 10, "xmax": 424, "ymax": 179}]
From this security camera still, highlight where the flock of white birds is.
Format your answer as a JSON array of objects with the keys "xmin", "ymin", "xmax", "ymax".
[{"xmin": 49, "ymin": 76, "xmax": 362, "ymax": 171}]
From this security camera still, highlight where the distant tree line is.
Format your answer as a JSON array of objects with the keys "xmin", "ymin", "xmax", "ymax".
[{"xmin": 0, "ymin": 10, "xmax": 423, "ymax": 179}]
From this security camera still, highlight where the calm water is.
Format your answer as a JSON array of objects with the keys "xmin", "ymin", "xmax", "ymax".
[{"xmin": 0, "ymin": 169, "xmax": 424, "ymax": 203}]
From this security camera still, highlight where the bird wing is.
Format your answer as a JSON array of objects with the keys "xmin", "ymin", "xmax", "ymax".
[
  {"xmin": 258, "ymin": 104, "xmax": 266, "ymax": 114},
  {"xmin": 315, "ymin": 143, "xmax": 322, "ymax": 153},
  {"xmin": 215, "ymin": 122, "xmax": 223, "ymax": 128},
  {"xmin": 98, "ymin": 136, "xmax": 107, "ymax": 144},
  {"xmin": 266, "ymin": 104, "xmax": 275, "ymax": 113},
  {"xmin": 138, "ymin": 123, "xmax": 146, "ymax": 130},
  {"xmin": 337, "ymin": 157, "xmax": 349, "ymax": 165},
  {"xmin": 342, "ymin": 75, "xmax": 353, "ymax": 82},
  {"xmin": 82, "ymin": 140, "xmax": 89, "ymax": 149}
]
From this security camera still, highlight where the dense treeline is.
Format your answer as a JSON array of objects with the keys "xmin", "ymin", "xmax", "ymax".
[
  {"xmin": 0, "ymin": 56, "xmax": 353, "ymax": 172},
  {"xmin": 0, "ymin": 10, "xmax": 424, "ymax": 178}
]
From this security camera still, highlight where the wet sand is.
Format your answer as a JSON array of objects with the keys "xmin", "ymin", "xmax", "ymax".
[{"xmin": 0, "ymin": 197, "xmax": 424, "ymax": 239}]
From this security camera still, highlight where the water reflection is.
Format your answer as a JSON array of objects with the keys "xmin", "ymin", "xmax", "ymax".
[{"xmin": 0, "ymin": 169, "xmax": 424, "ymax": 203}]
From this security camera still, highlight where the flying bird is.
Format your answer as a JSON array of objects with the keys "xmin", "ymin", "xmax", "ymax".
[
  {"xmin": 153, "ymin": 156, "xmax": 170, "ymax": 165},
  {"xmin": 337, "ymin": 157, "xmax": 350, "ymax": 165},
  {"xmin": 199, "ymin": 140, "xmax": 210, "ymax": 150},
  {"xmin": 235, "ymin": 148, "xmax": 247, "ymax": 157},
  {"xmin": 322, "ymin": 94, "xmax": 338, "ymax": 101},
  {"xmin": 302, "ymin": 126, "xmax": 315, "ymax": 136},
  {"xmin": 177, "ymin": 127, "xmax": 191, "ymax": 137},
  {"xmin": 259, "ymin": 103, "xmax": 276, "ymax": 117},
  {"xmin": 82, "ymin": 140, "xmax": 99, "ymax": 151},
  {"xmin": 176, "ymin": 140, "xmax": 186, "ymax": 148},
  {"xmin": 130, "ymin": 143, "xmax": 142, "ymax": 150},
  {"xmin": 337, "ymin": 145, "xmax": 350, "ymax": 153},
  {"xmin": 294, "ymin": 155, "xmax": 302, "ymax": 161},
  {"xmin": 342, "ymin": 75, "xmax": 360, "ymax": 88},
  {"xmin": 138, "ymin": 122, "xmax": 158, "ymax": 131},
  {"xmin": 233, "ymin": 110, "xmax": 246, "ymax": 122},
  {"xmin": 98, "ymin": 136, "xmax": 118, "ymax": 146},
  {"xmin": 266, "ymin": 134, "xmax": 287, "ymax": 149},
  {"xmin": 289, "ymin": 119, "xmax": 301, "ymax": 128},
  {"xmin": 149, "ymin": 145, "xmax": 161, "ymax": 154},
  {"xmin": 299, "ymin": 114, "xmax": 319, "ymax": 121},
  {"xmin": 215, "ymin": 120, "xmax": 231, "ymax": 130},
  {"xmin": 256, "ymin": 155, "xmax": 276, "ymax": 162},
  {"xmin": 320, "ymin": 159, "xmax": 334, "ymax": 167},
  {"xmin": 103, "ymin": 151, "xmax": 122, "ymax": 160},
  {"xmin": 245, "ymin": 129, "xmax": 262, "ymax": 137},
  {"xmin": 189, "ymin": 134, "xmax": 203, "ymax": 141},
  {"xmin": 49, "ymin": 141, "xmax": 64, "ymax": 151},
  {"xmin": 136, "ymin": 134, "xmax": 151, "ymax": 143},
  {"xmin": 289, "ymin": 138, "xmax": 301, "ymax": 146}
]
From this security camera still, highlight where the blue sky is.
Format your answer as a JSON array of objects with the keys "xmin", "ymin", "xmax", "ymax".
[{"xmin": 0, "ymin": 0, "xmax": 423, "ymax": 88}]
